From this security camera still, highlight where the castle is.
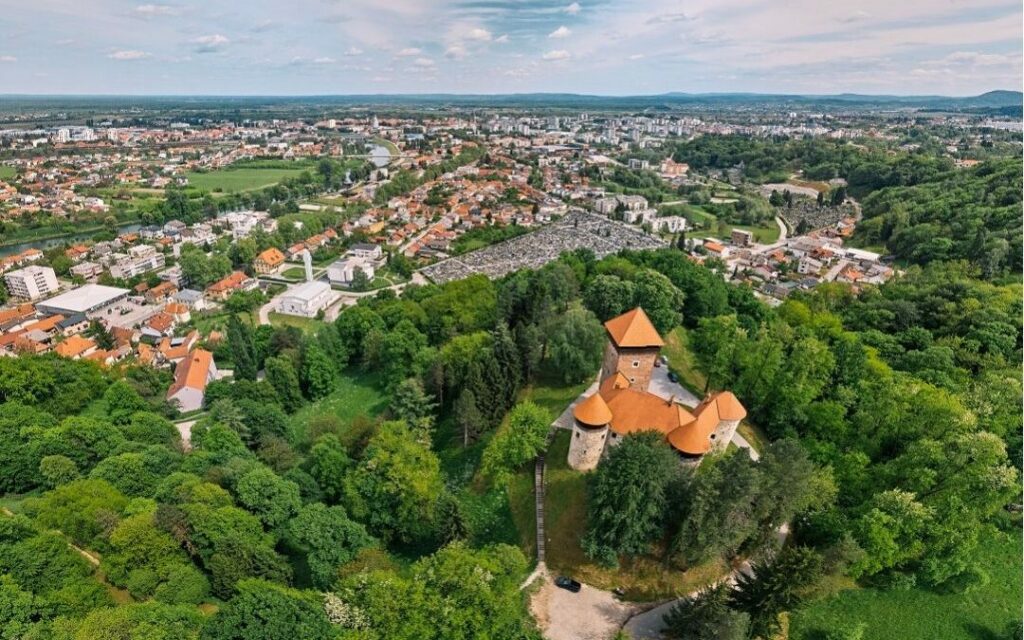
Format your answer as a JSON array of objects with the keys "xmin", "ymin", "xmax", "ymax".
[{"xmin": 567, "ymin": 307, "xmax": 747, "ymax": 471}]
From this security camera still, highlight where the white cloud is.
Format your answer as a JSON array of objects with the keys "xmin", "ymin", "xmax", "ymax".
[
  {"xmin": 466, "ymin": 27, "xmax": 492, "ymax": 41},
  {"xmin": 413, "ymin": 57, "xmax": 435, "ymax": 67},
  {"xmin": 0, "ymin": 55, "xmax": 16, "ymax": 63},
  {"xmin": 344, "ymin": 46, "xmax": 364, "ymax": 56},
  {"xmin": 495, "ymin": 34, "xmax": 510, "ymax": 44},
  {"xmin": 108, "ymin": 50, "xmax": 150, "ymax": 60},
  {"xmin": 942, "ymin": 51, "xmax": 1013, "ymax": 66},
  {"xmin": 629, "ymin": 53, "xmax": 645, "ymax": 60},
  {"xmin": 313, "ymin": 57, "xmax": 336, "ymax": 64},
  {"xmin": 193, "ymin": 34, "xmax": 229, "ymax": 52},
  {"xmin": 542, "ymin": 49, "xmax": 571, "ymax": 61},
  {"xmin": 445, "ymin": 45, "xmax": 467, "ymax": 59},
  {"xmin": 564, "ymin": 2, "xmax": 581, "ymax": 15},
  {"xmin": 549, "ymin": 26, "xmax": 571, "ymax": 39},
  {"xmin": 134, "ymin": 4, "xmax": 179, "ymax": 16},
  {"xmin": 396, "ymin": 47, "xmax": 422, "ymax": 57}
]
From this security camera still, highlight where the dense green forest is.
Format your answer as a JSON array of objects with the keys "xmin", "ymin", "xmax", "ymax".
[
  {"xmin": 0, "ymin": 234, "xmax": 1018, "ymax": 638},
  {"xmin": 857, "ymin": 159, "xmax": 1023, "ymax": 276}
]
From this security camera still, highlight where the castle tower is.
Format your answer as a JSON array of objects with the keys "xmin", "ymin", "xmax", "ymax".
[
  {"xmin": 600, "ymin": 307, "xmax": 664, "ymax": 392},
  {"xmin": 567, "ymin": 393, "xmax": 612, "ymax": 471},
  {"xmin": 707, "ymin": 391, "xmax": 747, "ymax": 453}
]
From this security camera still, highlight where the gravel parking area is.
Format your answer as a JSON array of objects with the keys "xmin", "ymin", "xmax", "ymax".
[{"xmin": 531, "ymin": 577, "xmax": 637, "ymax": 640}]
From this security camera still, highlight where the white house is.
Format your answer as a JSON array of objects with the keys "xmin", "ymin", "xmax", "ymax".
[
  {"xmin": 166, "ymin": 349, "xmax": 216, "ymax": 413},
  {"xmin": 276, "ymin": 280, "xmax": 336, "ymax": 318}
]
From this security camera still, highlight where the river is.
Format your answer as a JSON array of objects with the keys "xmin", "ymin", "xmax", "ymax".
[{"xmin": 0, "ymin": 222, "xmax": 143, "ymax": 258}]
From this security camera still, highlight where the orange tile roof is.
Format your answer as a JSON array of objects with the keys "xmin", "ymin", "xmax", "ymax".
[
  {"xmin": 22, "ymin": 315, "xmax": 65, "ymax": 334},
  {"xmin": 704, "ymin": 241, "xmax": 725, "ymax": 254},
  {"xmin": 256, "ymin": 247, "xmax": 285, "ymax": 267},
  {"xmin": 573, "ymin": 393, "xmax": 613, "ymax": 426},
  {"xmin": 55, "ymin": 335, "xmax": 95, "ymax": 358},
  {"xmin": 167, "ymin": 348, "xmax": 213, "ymax": 397},
  {"xmin": 147, "ymin": 312, "xmax": 175, "ymax": 333},
  {"xmin": 207, "ymin": 271, "xmax": 250, "ymax": 293},
  {"xmin": 603, "ymin": 307, "xmax": 664, "ymax": 348},
  {"xmin": 598, "ymin": 381, "xmax": 695, "ymax": 439}
]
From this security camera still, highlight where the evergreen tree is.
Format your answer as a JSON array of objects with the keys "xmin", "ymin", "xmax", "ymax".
[
  {"xmin": 583, "ymin": 432, "xmax": 680, "ymax": 561},
  {"xmin": 388, "ymin": 378, "xmax": 438, "ymax": 440},
  {"xmin": 662, "ymin": 583, "xmax": 749, "ymax": 640},
  {"xmin": 227, "ymin": 314, "xmax": 257, "ymax": 381},
  {"xmin": 491, "ymin": 324, "xmax": 522, "ymax": 412},
  {"xmin": 454, "ymin": 388, "xmax": 483, "ymax": 447},
  {"xmin": 265, "ymin": 356, "xmax": 303, "ymax": 413},
  {"xmin": 729, "ymin": 546, "xmax": 823, "ymax": 639}
]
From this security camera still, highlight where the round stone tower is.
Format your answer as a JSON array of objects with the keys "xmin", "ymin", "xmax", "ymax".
[
  {"xmin": 567, "ymin": 393, "xmax": 613, "ymax": 471},
  {"xmin": 708, "ymin": 391, "xmax": 748, "ymax": 453}
]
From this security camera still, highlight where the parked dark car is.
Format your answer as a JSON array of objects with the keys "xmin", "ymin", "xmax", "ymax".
[
  {"xmin": 555, "ymin": 576, "xmax": 582, "ymax": 593},
  {"xmin": 667, "ymin": 371, "xmax": 679, "ymax": 383}
]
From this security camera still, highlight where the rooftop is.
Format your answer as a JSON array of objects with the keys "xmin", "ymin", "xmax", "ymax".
[
  {"xmin": 38, "ymin": 284, "xmax": 129, "ymax": 314},
  {"xmin": 603, "ymin": 307, "xmax": 664, "ymax": 348}
]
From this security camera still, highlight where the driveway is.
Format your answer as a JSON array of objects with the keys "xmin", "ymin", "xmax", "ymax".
[
  {"xmin": 532, "ymin": 577, "xmax": 637, "ymax": 640},
  {"xmin": 648, "ymin": 364, "xmax": 701, "ymax": 408}
]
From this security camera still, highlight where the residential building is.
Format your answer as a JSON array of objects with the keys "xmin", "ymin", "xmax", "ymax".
[
  {"xmin": 254, "ymin": 247, "xmax": 286, "ymax": 274},
  {"xmin": 4, "ymin": 265, "xmax": 59, "ymax": 301},
  {"xmin": 206, "ymin": 271, "xmax": 258, "ymax": 301},
  {"xmin": 166, "ymin": 348, "xmax": 217, "ymax": 412},
  {"xmin": 109, "ymin": 245, "xmax": 166, "ymax": 279}
]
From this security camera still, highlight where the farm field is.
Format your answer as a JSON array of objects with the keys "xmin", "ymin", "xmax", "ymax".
[{"xmin": 185, "ymin": 167, "xmax": 307, "ymax": 192}]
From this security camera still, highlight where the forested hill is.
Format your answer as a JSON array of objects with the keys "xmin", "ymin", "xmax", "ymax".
[{"xmin": 856, "ymin": 159, "xmax": 1023, "ymax": 278}]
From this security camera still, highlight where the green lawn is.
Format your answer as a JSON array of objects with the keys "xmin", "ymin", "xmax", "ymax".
[
  {"xmin": 790, "ymin": 526, "xmax": 1023, "ymax": 640},
  {"xmin": 267, "ymin": 312, "xmax": 323, "ymax": 333},
  {"xmin": 185, "ymin": 168, "xmax": 307, "ymax": 193},
  {"xmin": 287, "ymin": 369, "xmax": 387, "ymax": 448},
  {"xmin": 0, "ymin": 165, "xmax": 16, "ymax": 180},
  {"xmin": 280, "ymin": 267, "xmax": 308, "ymax": 280}
]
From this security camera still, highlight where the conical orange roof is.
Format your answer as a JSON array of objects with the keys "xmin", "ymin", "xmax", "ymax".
[
  {"xmin": 710, "ymin": 391, "xmax": 747, "ymax": 421},
  {"xmin": 573, "ymin": 393, "xmax": 612, "ymax": 426},
  {"xmin": 604, "ymin": 307, "xmax": 664, "ymax": 348}
]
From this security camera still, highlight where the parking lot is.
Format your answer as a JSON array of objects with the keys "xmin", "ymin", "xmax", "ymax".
[{"xmin": 94, "ymin": 299, "xmax": 160, "ymax": 329}]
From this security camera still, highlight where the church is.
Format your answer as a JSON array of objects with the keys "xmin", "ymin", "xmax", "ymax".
[{"xmin": 567, "ymin": 307, "xmax": 747, "ymax": 471}]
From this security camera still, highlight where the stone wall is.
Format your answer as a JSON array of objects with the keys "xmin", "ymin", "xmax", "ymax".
[{"xmin": 567, "ymin": 422, "xmax": 609, "ymax": 471}]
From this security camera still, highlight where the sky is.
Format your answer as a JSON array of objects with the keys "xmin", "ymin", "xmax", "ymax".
[{"xmin": 1, "ymin": 0, "xmax": 1021, "ymax": 96}]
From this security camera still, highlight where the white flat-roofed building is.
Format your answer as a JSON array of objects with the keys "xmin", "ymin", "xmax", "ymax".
[
  {"xmin": 109, "ymin": 245, "xmax": 165, "ymax": 279},
  {"xmin": 4, "ymin": 265, "xmax": 59, "ymax": 301},
  {"xmin": 327, "ymin": 257, "xmax": 376, "ymax": 286},
  {"xmin": 36, "ymin": 284, "xmax": 130, "ymax": 316},
  {"xmin": 276, "ymin": 280, "xmax": 336, "ymax": 318}
]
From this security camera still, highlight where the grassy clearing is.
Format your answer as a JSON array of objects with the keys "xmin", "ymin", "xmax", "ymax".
[
  {"xmin": 0, "ymin": 165, "xmax": 18, "ymax": 180},
  {"xmin": 790, "ymin": 526, "xmax": 1023, "ymax": 640},
  {"xmin": 185, "ymin": 167, "xmax": 306, "ymax": 193},
  {"xmin": 267, "ymin": 312, "xmax": 323, "ymax": 334},
  {"xmin": 662, "ymin": 327, "xmax": 706, "ymax": 396},
  {"xmin": 542, "ymin": 430, "xmax": 726, "ymax": 601},
  {"xmin": 287, "ymin": 369, "xmax": 387, "ymax": 448}
]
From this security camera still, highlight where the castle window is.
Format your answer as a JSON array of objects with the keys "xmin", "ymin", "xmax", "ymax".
[
  {"xmin": 710, "ymin": 434, "xmax": 716, "ymax": 440},
  {"xmin": 632, "ymin": 360, "xmax": 640, "ymax": 368},
  {"xmin": 629, "ymin": 377, "xmax": 635, "ymax": 383},
  {"xmin": 575, "ymin": 432, "xmax": 579, "ymax": 439}
]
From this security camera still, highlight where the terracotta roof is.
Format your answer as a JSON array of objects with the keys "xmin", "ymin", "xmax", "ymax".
[
  {"xmin": 167, "ymin": 348, "xmax": 213, "ymax": 398},
  {"xmin": 573, "ymin": 393, "xmax": 613, "ymax": 426},
  {"xmin": 600, "ymin": 384, "xmax": 695, "ymax": 438},
  {"xmin": 55, "ymin": 335, "xmax": 95, "ymax": 358},
  {"xmin": 256, "ymin": 247, "xmax": 285, "ymax": 267},
  {"xmin": 708, "ymin": 391, "xmax": 746, "ymax": 421},
  {"xmin": 207, "ymin": 271, "xmax": 250, "ymax": 293},
  {"xmin": 603, "ymin": 307, "xmax": 664, "ymax": 348}
]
